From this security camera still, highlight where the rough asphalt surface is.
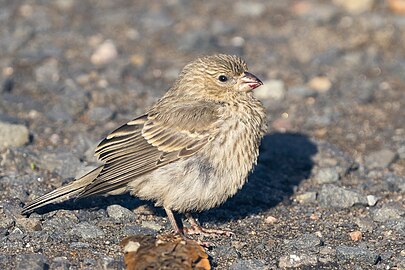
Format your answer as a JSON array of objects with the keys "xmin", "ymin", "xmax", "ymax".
[{"xmin": 0, "ymin": 0, "xmax": 404, "ymax": 269}]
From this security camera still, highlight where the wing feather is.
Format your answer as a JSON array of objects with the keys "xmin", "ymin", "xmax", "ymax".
[{"xmin": 78, "ymin": 103, "xmax": 221, "ymax": 198}]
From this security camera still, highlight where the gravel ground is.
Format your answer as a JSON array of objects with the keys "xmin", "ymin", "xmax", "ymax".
[{"xmin": 1, "ymin": 0, "xmax": 404, "ymax": 269}]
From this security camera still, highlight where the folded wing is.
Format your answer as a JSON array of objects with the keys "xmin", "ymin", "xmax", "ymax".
[{"xmin": 78, "ymin": 101, "xmax": 221, "ymax": 197}]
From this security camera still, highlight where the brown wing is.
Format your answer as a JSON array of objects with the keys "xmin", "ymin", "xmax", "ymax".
[{"xmin": 78, "ymin": 102, "xmax": 220, "ymax": 197}]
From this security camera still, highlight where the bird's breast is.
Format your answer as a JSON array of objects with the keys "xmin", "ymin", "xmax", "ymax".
[{"xmin": 196, "ymin": 98, "xmax": 267, "ymax": 205}]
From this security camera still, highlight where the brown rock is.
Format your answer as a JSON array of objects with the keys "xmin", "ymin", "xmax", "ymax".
[
  {"xmin": 349, "ymin": 231, "xmax": 363, "ymax": 241},
  {"xmin": 120, "ymin": 234, "xmax": 210, "ymax": 270}
]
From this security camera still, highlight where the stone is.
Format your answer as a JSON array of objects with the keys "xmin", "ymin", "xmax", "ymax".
[
  {"xmin": 69, "ymin": 242, "xmax": 90, "ymax": 249},
  {"xmin": 91, "ymin": 40, "xmax": 118, "ymax": 65},
  {"xmin": 355, "ymin": 217, "xmax": 375, "ymax": 232},
  {"xmin": 98, "ymin": 256, "xmax": 123, "ymax": 270},
  {"xmin": 318, "ymin": 185, "xmax": 368, "ymax": 208},
  {"xmin": 333, "ymin": 0, "xmax": 375, "ymax": 14},
  {"xmin": 16, "ymin": 217, "xmax": 42, "ymax": 231},
  {"xmin": 385, "ymin": 173, "xmax": 405, "ymax": 192},
  {"xmin": 313, "ymin": 167, "xmax": 340, "ymax": 184},
  {"xmin": 49, "ymin": 257, "xmax": 70, "ymax": 270},
  {"xmin": 265, "ymin": 215, "xmax": 278, "ymax": 224},
  {"xmin": 8, "ymin": 227, "xmax": 24, "ymax": 241},
  {"xmin": 0, "ymin": 214, "xmax": 14, "ymax": 236},
  {"xmin": 69, "ymin": 222, "xmax": 104, "ymax": 240},
  {"xmin": 284, "ymin": 234, "xmax": 323, "ymax": 250},
  {"xmin": 349, "ymin": 231, "xmax": 362, "ymax": 241},
  {"xmin": 106, "ymin": 204, "xmax": 136, "ymax": 222},
  {"xmin": 141, "ymin": 221, "xmax": 163, "ymax": 231},
  {"xmin": 372, "ymin": 206, "xmax": 404, "ymax": 222},
  {"xmin": 0, "ymin": 122, "xmax": 29, "ymax": 150},
  {"xmin": 366, "ymin": 195, "xmax": 378, "ymax": 207},
  {"xmin": 234, "ymin": 2, "xmax": 266, "ymax": 17},
  {"xmin": 122, "ymin": 225, "xmax": 157, "ymax": 236},
  {"xmin": 307, "ymin": 76, "xmax": 332, "ymax": 93},
  {"xmin": 365, "ymin": 149, "xmax": 398, "ymax": 169},
  {"xmin": 254, "ymin": 80, "xmax": 285, "ymax": 100},
  {"xmin": 15, "ymin": 254, "xmax": 48, "ymax": 270},
  {"xmin": 336, "ymin": 245, "xmax": 380, "ymax": 265},
  {"xmin": 278, "ymin": 253, "xmax": 318, "ymax": 268},
  {"xmin": 388, "ymin": 0, "xmax": 405, "ymax": 14},
  {"xmin": 296, "ymin": 192, "xmax": 317, "ymax": 204},
  {"xmin": 42, "ymin": 213, "xmax": 78, "ymax": 232},
  {"xmin": 229, "ymin": 259, "xmax": 266, "ymax": 270},
  {"xmin": 398, "ymin": 146, "xmax": 405, "ymax": 159}
]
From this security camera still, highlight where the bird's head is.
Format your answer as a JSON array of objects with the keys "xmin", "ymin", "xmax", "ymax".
[{"xmin": 173, "ymin": 54, "xmax": 263, "ymax": 101}]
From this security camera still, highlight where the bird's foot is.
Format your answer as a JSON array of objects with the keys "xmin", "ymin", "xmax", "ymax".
[{"xmin": 184, "ymin": 213, "xmax": 234, "ymax": 238}]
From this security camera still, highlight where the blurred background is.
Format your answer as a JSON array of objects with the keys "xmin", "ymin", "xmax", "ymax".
[{"xmin": 0, "ymin": 0, "xmax": 404, "ymax": 269}]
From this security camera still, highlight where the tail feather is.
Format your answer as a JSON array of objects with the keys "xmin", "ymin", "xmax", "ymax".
[{"xmin": 21, "ymin": 166, "xmax": 103, "ymax": 215}]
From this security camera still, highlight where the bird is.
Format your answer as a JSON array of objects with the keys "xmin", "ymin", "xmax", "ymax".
[{"xmin": 21, "ymin": 54, "xmax": 267, "ymax": 236}]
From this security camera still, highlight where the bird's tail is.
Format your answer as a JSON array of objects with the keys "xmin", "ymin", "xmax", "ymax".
[{"xmin": 21, "ymin": 166, "xmax": 103, "ymax": 215}]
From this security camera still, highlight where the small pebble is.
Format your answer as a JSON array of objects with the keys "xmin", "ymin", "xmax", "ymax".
[
  {"xmin": 307, "ymin": 76, "xmax": 332, "ymax": 93},
  {"xmin": 397, "ymin": 146, "xmax": 405, "ymax": 159},
  {"xmin": 265, "ymin": 215, "xmax": 278, "ymax": 224},
  {"xmin": 296, "ymin": 192, "xmax": 317, "ymax": 204},
  {"xmin": 365, "ymin": 149, "xmax": 398, "ymax": 169},
  {"xmin": 0, "ymin": 214, "xmax": 14, "ymax": 236},
  {"xmin": 106, "ymin": 204, "xmax": 136, "ymax": 222},
  {"xmin": 141, "ymin": 221, "xmax": 162, "ymax": 231},
  {"xmin": 366, "ymin": 195, "xmax": 378, "ymax": 207},
  {"xmin": 313, "ymin": 167, "xmax": 340, "ymax": 184},
  {"xmin": 50, "ymin": 257, "xmax": 70, "ymax": 270},
  {"xmin": 16, "ymin": 218, "xmax": 42, "ymax": 231},
  {"xmin": 91, "ymin": 40, "xmax": 118, "ymax": 65},
  {"xmin": 318, "ymin": 185, "xmax": 368, "ymax": 208},
  {"xmin": 15, "ymin": 254, "xmax": 48, "ymax": 270},
  {"xmin": 372, "ymin": 206, "xmax": 403, "ymax": 222},
  {"xmin": 229, "ymin": 259, "xmax": 266, "ymax": 270},
  {"xmin": 284, "ymin": 233, "xmax": 323, "ymax": 250},
  {"xmin": 336, "ymin": 245, "xmax": 380, "ymax": 265},
  {"xmin": 234, "ymin": 2, "xmax": 266, "ymax": 17},
  {"xmin": 349, "ymin": 231, "xmax": 363, "ymax": 242},
  {"xmin": 333, "ymin": 0, "xmax": 375, "ymax": 14},
  {"xmin": 388, "ymin": 0, "xmax": 405, "ymax": 14},
  {"xmin": 278, "ymin": 253, "xmax": 318, "ymax": 268},
  {"xmin": 355, "ymin": 217, "xmax": 375, "ymax": 232},
  {"xmin": 0, "ymin": 122, "xmax": 29, "ymax": 150},
  {"xmin": 69, "ymin": 222, "xmax": 105, "ymax": 239}
]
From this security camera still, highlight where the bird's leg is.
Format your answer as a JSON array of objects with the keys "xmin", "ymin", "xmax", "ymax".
[
  {"xmin": 183, "ymin": 213, "xmax": 234, "ymax": 237},
  {"xmin": 164, "ymin": 207, "xmax": 184, "ymax": 235}
]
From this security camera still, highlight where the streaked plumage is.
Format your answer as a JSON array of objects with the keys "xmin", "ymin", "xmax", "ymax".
[{"xmin": 22, "ymin": 54, "xmax": 267, "ymax": 234}]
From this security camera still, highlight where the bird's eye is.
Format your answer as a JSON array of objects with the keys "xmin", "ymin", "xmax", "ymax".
[{"xmin": 218, "ymin": 75, "xmax": 228, "ymax": 82}]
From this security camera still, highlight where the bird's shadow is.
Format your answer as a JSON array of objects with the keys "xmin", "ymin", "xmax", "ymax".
[{"xmin": 34, "ymin": 132, "xmax": 317, "ymax": 225}]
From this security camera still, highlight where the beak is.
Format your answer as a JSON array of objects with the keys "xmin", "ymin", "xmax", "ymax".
[{"xmin": 238, "ymin": 71, "xmax": 263, "ymax": 92}]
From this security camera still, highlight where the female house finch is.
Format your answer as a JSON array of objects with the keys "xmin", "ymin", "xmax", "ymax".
[{"xmin": 22, "ymin": 54, "xmax": 267, "ymax": 235}]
